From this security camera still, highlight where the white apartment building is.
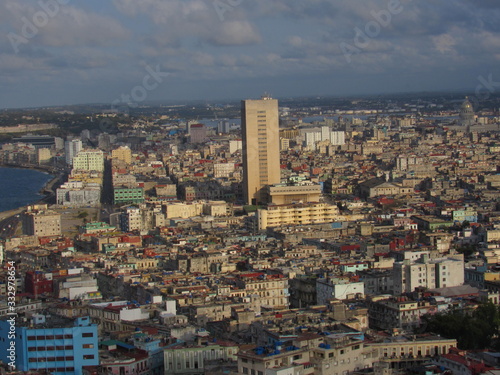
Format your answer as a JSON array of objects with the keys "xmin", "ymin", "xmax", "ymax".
[{"xmin": 393, "ymin": 254, "xmax": 464, "ymax": 294}]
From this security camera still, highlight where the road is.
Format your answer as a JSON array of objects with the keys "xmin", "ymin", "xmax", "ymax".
[{"xmin": 0, "ymin": 213, "xmax": 20, "ymax": 239}]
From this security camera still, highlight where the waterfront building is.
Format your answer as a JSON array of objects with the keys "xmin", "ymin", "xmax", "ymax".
[
  {"xmin": 72, "ymin": 149, "xmax": 104, "ymax": 172},
  {"xmin": 22, "ymin": 204, "xmax": 61, "ymax": 237}
]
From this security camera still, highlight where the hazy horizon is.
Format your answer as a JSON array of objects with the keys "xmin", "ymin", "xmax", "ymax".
[{"xmin": 1, "ymin": 0, "xmax": 500, "ymax": 109}]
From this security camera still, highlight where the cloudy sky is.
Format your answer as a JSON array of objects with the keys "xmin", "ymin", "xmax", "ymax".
[{"xmin": 1, "ymin": 0, "xmax": 500, "ymax": 109}]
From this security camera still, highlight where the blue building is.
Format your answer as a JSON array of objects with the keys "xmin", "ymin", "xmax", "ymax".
[{"xmin": 0, "ymin": 315, "xmax": 98, "ymax": 375}]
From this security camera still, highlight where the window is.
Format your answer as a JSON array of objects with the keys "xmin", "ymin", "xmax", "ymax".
[
  {"xmin": 28, "ymin": 336, "xmax": 36, "ymax": 341},
  {"xmin": 83, "ymin": 355, "xmax": 94, "ymax": 360},
  {"xmin": 83, "ymin": 344, "xmax": 94, "ymax": 349}
]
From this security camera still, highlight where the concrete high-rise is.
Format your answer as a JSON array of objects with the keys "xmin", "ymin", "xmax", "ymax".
[
  {"xmin": 242, "ymin": 96, "xmax": 280, "ymax": 205},
  {"xmin": 64, "ymin": 138, "xmax": 82, "ymax": 165}
]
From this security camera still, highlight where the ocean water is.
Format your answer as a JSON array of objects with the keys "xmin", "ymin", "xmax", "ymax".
[{"xmin": 0, "ymin": 167, "xmax": 53, "ymax": 212}]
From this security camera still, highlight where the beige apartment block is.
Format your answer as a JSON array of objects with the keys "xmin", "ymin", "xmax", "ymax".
[
  {"xmin": 22, "ymin": 205, "xmax": 61, "ymax": 237},
  {"xmin": 37, "ymin": 148, "xmax": 51, "ymax": 164},
  {"xmin": 234, "ymin": 273, "xmax": 289, "ymax": 310},
  {"xmin": 242, "ymin": 96, "xmax": 280, "ymax": 205},
  {"xmin": 111, "ymin": 146, "xmax": 132, "ymax": 164},
  {"xmin": 268, "ymin": 183, "xmax": 322, "ymax": 205}
]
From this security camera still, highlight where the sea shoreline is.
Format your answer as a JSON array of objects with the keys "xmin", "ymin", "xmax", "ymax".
[{"xmin": 0, "ymin": 164, "xmax": 64, "ymax": 217}]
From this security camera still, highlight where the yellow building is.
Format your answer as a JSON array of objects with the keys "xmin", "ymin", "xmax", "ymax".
[
  {"xmin": 257, "ymin": 202, "xmax": 340, "ymax": 230},
  {"xmin": 268, "ymin": 183, "xmax": 322, "ymax": 205},
  {"xmin": 242, "ymin": 96, "xmax": 280, "ymax": 205},
  {"xmin": 68, "ymin": 170, "xmax": 103, "ymax": 185},
  {"xmin": 111, "ymin": 146, "xmax": 132, "ymax": 164}
]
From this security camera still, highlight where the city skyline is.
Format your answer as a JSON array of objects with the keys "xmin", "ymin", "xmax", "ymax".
[{"xmin": 1, "ymin": 0, "xmax": 500, "ymax": 109}]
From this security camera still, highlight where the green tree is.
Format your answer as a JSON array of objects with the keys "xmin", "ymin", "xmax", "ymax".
[{"xmin": 421, "ymin": 302, "xmax": 500, "ymax": 350}]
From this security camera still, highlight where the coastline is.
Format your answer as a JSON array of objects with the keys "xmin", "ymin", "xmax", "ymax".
[{"xmin": 0, "ymin": 164, "xmax": 65, "ymax": 216}]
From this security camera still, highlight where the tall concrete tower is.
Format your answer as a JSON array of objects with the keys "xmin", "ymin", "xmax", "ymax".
[
  {"xmin": 64, "ymin": 138, "xmax": 82, "ymax": 166},
  {"xmin": 242, "ymin": 95, "xmax": 280, "ymax": 205}
]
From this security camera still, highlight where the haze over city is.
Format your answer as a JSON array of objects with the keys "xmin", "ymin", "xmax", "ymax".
[{"xmin": 1, "ymin": 0, "xmax": 500, "ymax": 108}]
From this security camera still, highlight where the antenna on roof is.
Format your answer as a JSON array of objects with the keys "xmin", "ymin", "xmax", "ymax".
[{"xmin": 262, "ymin": 92, "xmax": 272, "ymax": 100}]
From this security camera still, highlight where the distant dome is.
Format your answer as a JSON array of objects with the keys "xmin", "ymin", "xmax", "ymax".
[
  {"xmin": 459, "ymin": 96, "xmax": 475, "ymax": 126},
  {"xmin": 461, "ymin": 97, "xmax": 473, "ymax": 112}
]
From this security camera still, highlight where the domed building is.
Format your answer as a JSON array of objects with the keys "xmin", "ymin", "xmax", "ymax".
[{"xmin": 459, "ymin": 96, "xmax": 475, "ymax": 126}]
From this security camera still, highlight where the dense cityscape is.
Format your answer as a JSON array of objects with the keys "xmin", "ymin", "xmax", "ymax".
[
  {"xmin": 2, "ymin": 0, "xmax": 500, "ymax": 374},
  {"xmin": 0, "ymin": 90, "xmax": 500, "ymax": 375}
]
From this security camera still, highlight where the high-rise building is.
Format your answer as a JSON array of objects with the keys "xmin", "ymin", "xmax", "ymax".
[
  {"xmin": 217, "ymin": 119, "xmax": 230, "ymax": 133},
  {"xmin": 189, "ymin": 123, "xmax": 207, "ymax": 143},
  {"xmin": 242, "ymin": 96, "xmax": 280, "ymax": 205},
  {"xmin": 64, "ymin": 139, "xmax": 82, "ymax": 165},
  {"xmin": 72, "ymin": 149, "xmax": 104, "ymax": 172}
]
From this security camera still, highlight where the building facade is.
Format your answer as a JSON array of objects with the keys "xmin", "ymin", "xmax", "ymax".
[
  {"xmin": 0, "ymin": 315, "xmax": 98, "ymax": 375},
  {"xmin": 72, "ymin": 150, "xmax": 104, "ymax": 172},
  {"xmin": 23, "ymin": 205, "xmax": 61, "ymax": 237},
  {"xmin": 257, "ymin": 202, "xmax": 340, "ymax": 230},
  {"xmin": 65, "ymin": 139, "xmax": 82, "ymax": 166},
  {"xmin": 242, "ymin": 96, "xmax": 280, "ymax": 205}
]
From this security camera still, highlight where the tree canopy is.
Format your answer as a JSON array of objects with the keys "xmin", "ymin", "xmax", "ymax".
[{"xmin": 421, "ymin": 302, "xmax": 500, "ymax": 350}]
